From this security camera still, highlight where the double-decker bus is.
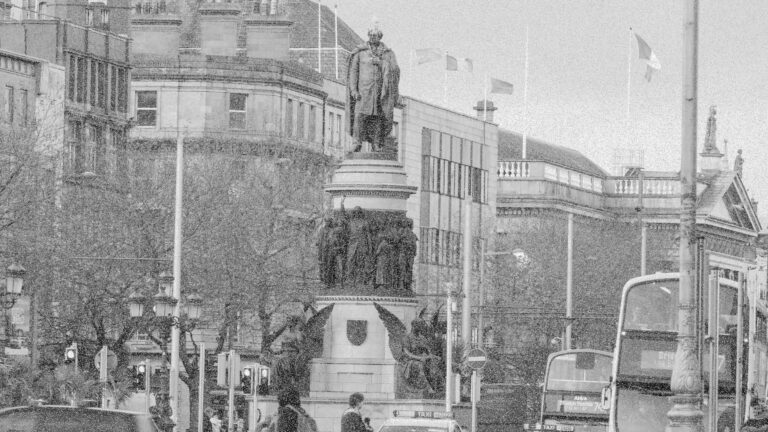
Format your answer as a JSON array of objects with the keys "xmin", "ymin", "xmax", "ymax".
[
  {"xmin": 533, "ymin": 349, "xmax": 612, "ymax": 432},
  {"xmin": 607, "ymin": 271, "xmax": 768, "ymax": 432}
]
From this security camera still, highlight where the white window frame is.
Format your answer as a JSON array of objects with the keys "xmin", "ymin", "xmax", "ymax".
[
  {"xmin": 135, "ymin": 90, "xmax": 158, "ymax": 127},
  {"xmin": 229, "ymin": 93, "xmax": 247, "ymax": 130}
]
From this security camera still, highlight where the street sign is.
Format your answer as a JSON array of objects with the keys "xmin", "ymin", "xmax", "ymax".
[
  {"xmin": 93, "ymin": 347, "xmax": 118, "ymax": 372},
  {"xmin": 466, "ymin": 348, "xmax": 487, "ymax": 370}
]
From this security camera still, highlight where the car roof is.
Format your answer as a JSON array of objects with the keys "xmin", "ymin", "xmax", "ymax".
[
  {"xmin": 0, "ymin": 405, "xmax": 152, "ymax": 416},
  {"xmin": 380, "ymin": 417, "xmax": 456, "ymax": 427}
]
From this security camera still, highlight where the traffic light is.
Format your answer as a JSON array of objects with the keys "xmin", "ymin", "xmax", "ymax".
[
  {"xmin": 64, "ymin": 343, "xmax": 78, "ymax": 368},
  {"xmin": 241, "ymin": 367, "xmax": 254, "ymax": 395},
  {"xmin": 257, "ymin": 366, "xmax": 270, "ymax": 395},
  {"xmin": 133, "ymin": 363, "xmax": 147, "ymax": 391}
]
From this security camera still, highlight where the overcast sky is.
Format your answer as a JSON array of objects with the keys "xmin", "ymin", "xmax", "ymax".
[{"xmin": 337, "ymin": 0, "xmax": 768, "ymax": 225}]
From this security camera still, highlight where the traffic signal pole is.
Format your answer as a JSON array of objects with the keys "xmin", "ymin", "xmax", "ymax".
[
  {"xmin": 99, "ymin": 346, "xmax": 108, "ymax": 408},
  {"xmin": 198, "ymin": 343, "xmax": 205, "ymax": 432},
  {"xmin": 228, "ymin": 349, "xmax": 236, "ymax": 432},
  {"xmin": 145, "ymin": 359, "xmax": 151, "ymax": 414}
]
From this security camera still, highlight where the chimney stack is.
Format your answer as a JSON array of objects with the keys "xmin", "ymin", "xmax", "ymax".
[{"xmin": 473, "ymin": 99, "xmax": 497, "ymax": 123}]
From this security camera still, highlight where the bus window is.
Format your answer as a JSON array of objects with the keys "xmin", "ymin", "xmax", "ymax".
[
  {"xmin": 624, "ymin": 281, "xmax": 678, "ymax": 332},
  {"xmin": 546, "ymin": 353, "xmax": 611, "ymax": 393},
  {"xmin": 718, "ymin": 286, "xmax": 738, "ymax": 334}
]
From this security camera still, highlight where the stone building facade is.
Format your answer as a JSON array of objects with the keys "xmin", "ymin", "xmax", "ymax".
[{"xmin": 491, "ymin": 112, "xmax": 763, "ymax": 379}]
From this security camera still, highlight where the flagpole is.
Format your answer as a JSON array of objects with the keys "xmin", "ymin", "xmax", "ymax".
[
  {"xmin": 317, "ymin": 0, "xmax": 322, "ymax": 74},
  {"xmin": 443, "ymin": 51, "xmax": 448, "ymax": 106},
  {"xmin": 409, "ymin": 50, "xmax": 415, "ymax": 97},
  {"xmin": 483, "ymin": 73, "xmax": 488, "ymax": 122},
  {"xmin": 522, "ymin": 23, "xmax": 529, "ymax": 159},
  {"xmin": 626, "ymin": 27, "xmax": 632, "ymax": 148},
  {"xmin": 334, "ymin": 2, "xmax": 339, "ymax": 80}
]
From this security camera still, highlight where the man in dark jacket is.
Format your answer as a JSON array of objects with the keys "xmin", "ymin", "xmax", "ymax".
[{"xmin": 341, "ymin": 393, "xmax": 368, "ymax": 432}]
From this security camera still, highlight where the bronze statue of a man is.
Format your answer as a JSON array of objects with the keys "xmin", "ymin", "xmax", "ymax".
[{"xmin": 346, "ymin": 25, "xmax": 400, "ymax": 152}]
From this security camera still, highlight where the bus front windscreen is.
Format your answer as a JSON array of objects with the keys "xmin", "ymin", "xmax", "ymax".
[
  {"xmin": 623, "ymin": 280, "xmax": 679, "ymax": 332},
  {"xmin": 543, "ymin": 352, "xmax": 611, "ymax": 416}
]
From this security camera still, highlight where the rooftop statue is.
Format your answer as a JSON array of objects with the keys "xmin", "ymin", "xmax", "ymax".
[
  {"xmin": 346, "ymin": 23, "xmax": 400, "ymax": 153},
  {"xmin": 704, "ymin": 105, "xmax": 718, "ymax": 153}
]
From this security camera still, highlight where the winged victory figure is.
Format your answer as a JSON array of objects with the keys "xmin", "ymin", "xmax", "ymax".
[
  {"xmin": 268, "ymin": 303, "xmax": 335, "ymax": 394},
  {"xmin": 373, "ymin": 302, "xmax": 444, "ymax": 393}
]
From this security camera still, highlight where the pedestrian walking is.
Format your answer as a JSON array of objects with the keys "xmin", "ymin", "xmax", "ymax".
[
  {"xmin": 210, "ymin": 410, "xmax": 223, "ymax": 432},
  {"xmin": 341, "ymin": 393, "xmax": 368, "ymax": 432},
  {"xmin": 276, "ymin": 386, "xmax": 317, "ymax": 432},
  {"xmin": 203, "ymin": 408, "xmax": 214, "ymax": 432}
]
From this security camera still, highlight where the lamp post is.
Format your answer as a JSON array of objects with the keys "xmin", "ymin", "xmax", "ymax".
[
  {"xmin": 1, "ymin": 264, "xmax": 26, "ymax": 362},
  {"xmin": 127, "ymin": 272, "xmax": 202, "ymax": 432}
]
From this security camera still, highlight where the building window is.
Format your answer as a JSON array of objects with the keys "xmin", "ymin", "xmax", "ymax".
[
  {"xmin": 68, "ymin": 55, "xmax": 76, "ymax": 101},
  {"xmin": 109, "ymin": 65, "xmax": 117, "ymax": 111},
  {"xmin": 97, "ymin": 62, "xmax": 106, "ymax": 109},
  {"xmin": 308, "ymin": 104, "xmax": 316, "ymax": 142},
  {"xmin": 76, "ymin": 57, "xmax": 86, "ymax": 103},
  {"xmin": 285, "ymin": 98, "xmax": 293, "ymax": 137},
  {"xmin": 89, "ymin": 60, "xmax": 96, "ymax": 107},
  {"xmin": 135, "ymin": 91, "xmax": 157, "ymax": 126},
  {"xmin": 89, "ymin": 124, "xmax": 105, "ymax": 174},
  {"xmin": 229, "ymin": 93, "xmax": 247, "ymax": 129},
  {"xmin": 117, "ymin": 68, "xmax": 127, "ymax": 113},
  {"xmin": 20, "ymin": 89, "xmax": 27, "ymax": 126},
  {"xmin": 297, "ymin": 101, "xmax": 305, "ymax": 138},
  {"xmin": 327, "ymin": 111, "xmax": 334, "ymax": 145},
  {"xmin": 100, "ymin": 9, "xmax": 109, "ymax": 28},
  {"xmin": 4, "ymin": 86, "xmax": 13, "ymax": 123},
  {"xmin": 335, "ymin": 113, "xmax": 342, "ymax": 145},
  {"xmin": 85, "ymin": 8, "xmax": 93, "ymax": 26},
  {"xmin": 67, "ymin": 120, "xmax": 83, "ymax": 173}
]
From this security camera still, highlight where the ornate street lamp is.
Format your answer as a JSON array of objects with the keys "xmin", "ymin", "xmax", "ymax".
[
  {"xmin": 183, "ymin": 292, "xmax": 202, "ymax": 321},
  {"xmin": 1, "ymin": 263, "xmax": 26, "ymax": 310},
  {"xmin": 128, "ymin": 292, "xmax": 146, "ymax": 318}
]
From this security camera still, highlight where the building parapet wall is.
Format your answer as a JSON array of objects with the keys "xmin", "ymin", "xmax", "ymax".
[
  {"xmin": 132, "ymin": 54, "xmax": 323, "ymax": 91},
  {"xmin": 0, "ymin": 20, "xmax": 130, "ymax": 66}
]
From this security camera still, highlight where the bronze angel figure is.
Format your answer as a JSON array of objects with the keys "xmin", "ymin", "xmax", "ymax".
[
  {"xmin": 373, "ymin": 302, "xmax": 445, "ymax": 393},
  {"xmin": 266, "ymin": 303, "xmax": 334, "ymax": 394}
]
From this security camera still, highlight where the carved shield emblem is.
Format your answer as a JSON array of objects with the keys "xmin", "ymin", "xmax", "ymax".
[{"xmin": 347, "ymin": 320, "xmax": 368, "ymax": 346}]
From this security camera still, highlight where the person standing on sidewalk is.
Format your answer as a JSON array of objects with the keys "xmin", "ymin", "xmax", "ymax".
[{"xmin": 341, "ymin": 393, "xmax": 368, "ymax": 432}]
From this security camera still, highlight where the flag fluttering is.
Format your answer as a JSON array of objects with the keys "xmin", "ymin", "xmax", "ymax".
[
  {"xmin": 490, "ymin": 77, "xmax": 514, "ymax": 95},
  {"xmin": 415, "ymin": 48, "xmax": 442, "ymax": 65},
  {"xmin": 446, "ymin": 54, "xmax": 472, "ymax": 72},
  {"xmin": 446, "ymin": 54, "xmax": 458, "ymax": 71},
  {"xmin": 457, "ymin": 57, "xmax": 473, "ymax": 72},
  {"xmin": 635, "ymin": 33, "xmax": 661, "ymax": 82}
]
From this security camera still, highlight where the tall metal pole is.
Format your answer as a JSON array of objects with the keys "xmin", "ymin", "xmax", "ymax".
[
  {"xmin": 170, "ymin": 133, "xmax": 184, "ymax": 431},
  {"xmin": 667, "ymin": 1, "xmax": 701, "ymax": 431},
  {"xmin": 317, "ymin": 0, "xmax": 322, "ymax": 74},
  {"xmin": 462, "ymin": 197, "xmax": 473, "ymax": 348},
  {"xmin": 197, "ymin": 343, "xmax": 206, "ymax": 432},
  {"xmin": 470, "ymin": 370, "xmax": 478, "ymax": 432},
  {"xmin": 478, "ymin": 244, "xmax": 486, "ymax": 346},
  {"xmin": 445, "ymin": 283, "xmax": 454, "ymax": 413},
  {"xmin": 565, "ymin": 213, "xmax": 573, "ymax": 349},
  {"xmin": 334, "ymin": 2, "xmax": 339, "ymax": 80}
]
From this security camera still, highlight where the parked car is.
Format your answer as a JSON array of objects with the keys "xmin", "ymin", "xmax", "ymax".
[
  {"xmin": 377, "ymin": 410, "xmax": 464, "ymax": 432},
  {"xmin": 0, "ymin": 405, "xmax": 160, "ymax": 432}
]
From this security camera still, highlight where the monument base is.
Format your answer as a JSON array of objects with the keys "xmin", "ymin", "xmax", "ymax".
[{"xmin": 310, "ymin": 295, "xmax": 420, "ymax": 400}]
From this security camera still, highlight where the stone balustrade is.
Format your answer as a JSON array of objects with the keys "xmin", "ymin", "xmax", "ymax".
[{"xmin": 498, "ymin": 160, "xmax": 680, "ymax": 197}]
